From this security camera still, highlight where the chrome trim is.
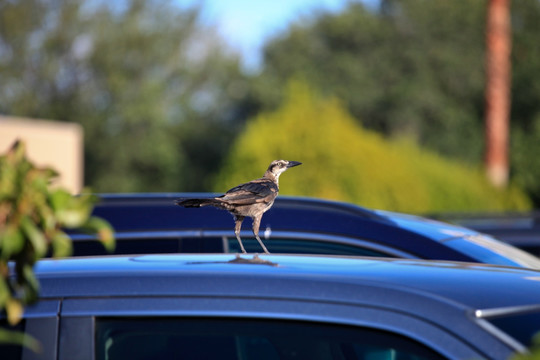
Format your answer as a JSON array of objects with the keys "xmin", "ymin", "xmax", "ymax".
[
  {"xmin": 473, "ymin": 317, "xmax": 528, "ymax": 354},
  {"xmin": 474, "ymin": 304, "xmax": 540, "ymax": 319},
  {"xmin": 471, "ymin": 304, "xmax": 540, "ymax": 353}
]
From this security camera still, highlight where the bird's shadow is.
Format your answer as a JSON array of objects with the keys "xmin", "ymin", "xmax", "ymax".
[
  {"xmin": 186, "ymin": 254, "xmax": 279, "ymax": 267},
  {"xmin": 228, "ymin": 254, "xmax": 279, "ymax": 267}
]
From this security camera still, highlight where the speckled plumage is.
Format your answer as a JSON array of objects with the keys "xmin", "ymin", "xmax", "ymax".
[{"xmin": 176, "ymin": 160, "xmax": 301, "ymax": 254}]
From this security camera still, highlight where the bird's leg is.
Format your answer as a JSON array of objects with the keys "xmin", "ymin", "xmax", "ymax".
[
  {"xmin": 234, "ymin": 216, "xmax": 247, "ymax": 254},
  {"xmin": 252, "ymin": 216, "xmax": 270, "ymax": 254}
]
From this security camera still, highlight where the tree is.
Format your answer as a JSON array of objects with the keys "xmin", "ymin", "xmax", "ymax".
[
  {"xmin": 510, "ymin": 0, "xmax": 540, "ymax": 204},
  {"xmin": 257, "ymin": 1, "xmax": 487, "ymax": 163},
  {"xmin": 0, "ymin": 0, "xmax": 253, "ymax": 192},
  {"xmin": 512, "ymin": 335, "xmax": 540, "ymax": 359},
  {"xmin": 214, "ymin": 81, "xmax": 529, "ymax": 213},
  {"xmin": 254, "ymin": 0, "xmax": 540, "ymax": 206}
]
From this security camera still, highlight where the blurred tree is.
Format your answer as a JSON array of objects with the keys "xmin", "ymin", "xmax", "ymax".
[
  {"xmin": 512, "ymin": 334, "xmax": 540, "ymax": 359},
  {"xmin": 0, "ymin": 0, "xmax": 252, "ymax": 192},
  {"xmin": 214, "ymin": 81, "xmax": 529, "ymax": 213},
  {"xmin": 254, "ymin": 0, "xmax": 540, "ymax": 206},
  {"xmin": 510, "ymin": 0, "xmax": 540, "ymax": 205},
  {"xmin": 257, "ymin": 1, "xmax": 486, "ymax": 163}
]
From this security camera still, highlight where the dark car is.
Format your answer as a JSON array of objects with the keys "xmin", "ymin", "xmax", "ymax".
[
  {"xmin": 68, "ymin": 193, "xmax": 540, "ymax": 269},
  {"xmin": 3, "ymin": 254, "xmax": 540, "ymax": 359}
]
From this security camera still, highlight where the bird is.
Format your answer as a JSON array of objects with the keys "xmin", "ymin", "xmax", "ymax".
[{"xmin": 175, "ymin": 160, "xmax": 302, "ymax": 254}]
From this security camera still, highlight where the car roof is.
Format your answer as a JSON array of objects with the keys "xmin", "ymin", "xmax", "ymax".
[
  {"xmin": 34, "ymin": 253, "xmax": 540, "ymax": 311},
  {"xmin": 32, "ymin": 253, "xmax": 540, "ymax": 357}
]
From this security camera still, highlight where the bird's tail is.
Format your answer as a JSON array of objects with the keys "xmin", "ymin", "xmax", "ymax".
[{"xmin": 175, "ymin": 198, "xmax": 222, "ymax": 208}]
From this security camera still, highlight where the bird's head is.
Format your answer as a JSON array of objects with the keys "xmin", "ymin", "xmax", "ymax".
[{"xmin": 266, "ymin": 159, "xmax": 302, "ymax": 179}]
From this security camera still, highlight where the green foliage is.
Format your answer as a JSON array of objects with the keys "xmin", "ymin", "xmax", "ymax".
[
  {"xmin": 0, "ymin": 0, "xmax": 252, "ymax": 192},
  {"xmin": 0, "ymin": 140, "xmax": 115, "ymax": 329},
  {"xmin": 214, "ymin": 81, "xmax": 530, "ymax": 213},
  {"xmin": 2, "ymin": 0, "xmax": 540, "ymax": 204},
  {"xmin": 257, "ymin": 0, "xmax": 487, "ymax": 163},
  {"xmin": 254, "ymin": 0, "xmax": 540, "ymax": 206},
  {"xmin": 510, "ymin": 0, "xmax": 540, "ymax": 206},
  {"xmin": 512, "ymin": 334, "xmax": 540, "ymax": 360},
  {"xmin": 512, "ymin": 116, "xmax": 540, "ymax": 204}
]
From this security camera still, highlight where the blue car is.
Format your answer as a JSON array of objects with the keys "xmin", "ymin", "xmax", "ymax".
[
  {"xmin": 68, "ymin": 194, "xmax": 540, "ymax": 269},
  {"xmin": 3, "ymin": 253, "xmax": 540, "ymax": 359}
]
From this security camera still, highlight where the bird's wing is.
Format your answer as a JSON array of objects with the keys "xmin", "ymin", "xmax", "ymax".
[{"xmin": 220, "ymin": 178, "xmax": 278, "ymax": 205}]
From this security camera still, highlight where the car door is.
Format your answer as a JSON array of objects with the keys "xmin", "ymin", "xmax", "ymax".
[{"xmin": 55, "ymin": 295, "xmax": 506, "ymax": 360}]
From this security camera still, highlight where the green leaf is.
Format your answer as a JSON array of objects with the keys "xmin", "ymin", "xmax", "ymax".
[
  {"xmin": 6, "ymin": 298, "xmax": 23, "ymax": 325},
  {"xmin": 57, "ymin": 207, "xmax": 91, "ymax": 228},
  {"xmin": 0, "ymin": 277, "xmax": 10, "ymax": 309},
  {"xmin": 0, "ymin": 226, "xmax": 25, "ymax": 260},
  {"xmin": 21, "ymin": 265, "xmax": 40, "ymax": 303},
  {"xmin": 85, "ymin": 217, "xmax": 116, "ymax": 252},
  {"xmin": 0, "ymin": 164, "xmax": 16, "ymax": 197},
  {"xmin": 51, "ymin": 231, "xmax": 72, "ymax": 258},
  {"xmin": 50, "ymin": 189, "xmax": 92, "ymax": 228},
  {"xmin": 20, "ymin": 217, "xmax": 47, "ymax": 259},
  {"xmin": 49, "ymin": 188, "xmax": 71, "ymax": 212},
  {"xmin": 0, "ymin": 328, "xmax": 42, "ymax": 354}
]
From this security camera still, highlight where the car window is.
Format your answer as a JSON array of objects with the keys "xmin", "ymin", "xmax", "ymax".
[
  {"xmin": 71, "ymin": 237, "xmax": 224, "ymax": 256},
  {"xmin": 96, "ymin": 318, "xmax": 444, "ymax": 360},
  {"xmin": 485, "ymin": 312, "xmax": 540, "ymax": 348},
  {"xmin": 226, "ymin": 238, "xmax": 396, "ymax": 257}
]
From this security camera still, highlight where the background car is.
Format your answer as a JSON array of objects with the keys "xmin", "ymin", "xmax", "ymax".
[
  {"xmin": 3, "ymin": 253, "xmax": 540, "ymax": 360},
  {"xmin": 432, "ymin": 211, "xmax": 540, "ymax": 257},
  {"xmin": 67, "ymin": 193, "xmax": 540, "ymax": 269}
]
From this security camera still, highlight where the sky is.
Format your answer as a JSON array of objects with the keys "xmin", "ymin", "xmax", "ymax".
[{"xmin": 180, "ymin": 0, "xmax": 373, "ymax": 72}]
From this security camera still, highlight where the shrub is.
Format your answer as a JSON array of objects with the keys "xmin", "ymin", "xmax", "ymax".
[{"xmin": 213, "ymin": 81, "xmax": 530, "ymax": 213}]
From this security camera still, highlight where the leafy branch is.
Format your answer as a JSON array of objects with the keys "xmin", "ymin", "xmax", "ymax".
[{"xmin": 0, "ymin": 140, "xmax": 115, "ymax": 329}]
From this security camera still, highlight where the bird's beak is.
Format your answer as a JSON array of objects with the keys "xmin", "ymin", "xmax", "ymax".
[{"xmin": 287, "ymin": 161, "xmax": 302, "ymax": 168}]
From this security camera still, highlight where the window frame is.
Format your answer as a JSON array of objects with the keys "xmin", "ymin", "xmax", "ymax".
[{"xmin": 56, "ymin": 295, "xmax": 502, "ymax": 360}]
